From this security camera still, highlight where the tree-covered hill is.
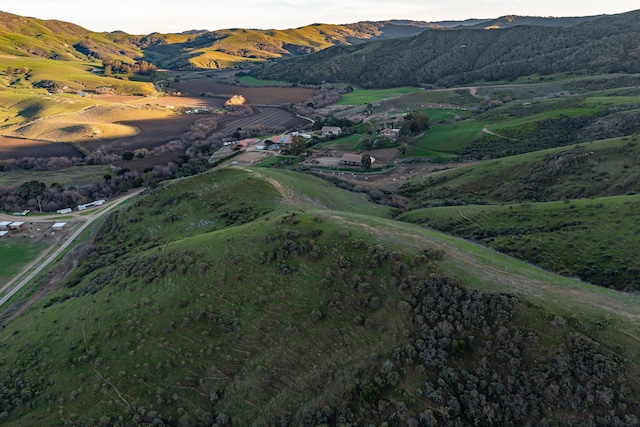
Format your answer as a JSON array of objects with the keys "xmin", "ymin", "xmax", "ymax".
[{"xmin": 251, "ymin": 9, "xmax": 640, "ymax": 87}]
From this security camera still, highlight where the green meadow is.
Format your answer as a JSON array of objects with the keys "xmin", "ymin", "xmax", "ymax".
[
  {"xmin": 337, "ymin": 87, "xmax": 423, "ymax": 105},
  {"xmin": 0, "ymin": 239, "xmax": 45, "ymax": 284}
]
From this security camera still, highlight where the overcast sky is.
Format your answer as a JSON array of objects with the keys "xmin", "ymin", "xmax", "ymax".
[{"xmin": 2, "ymin": 1, "xmax": 638, "ymax": 34}]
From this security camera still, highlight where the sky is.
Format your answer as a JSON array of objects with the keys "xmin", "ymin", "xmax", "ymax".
[{"xmin": 1, "ymin": 0, "xmax": 638, "ymax": 34}]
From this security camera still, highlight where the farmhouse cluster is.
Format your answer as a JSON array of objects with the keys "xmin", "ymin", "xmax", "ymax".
[{"xmin": 0, "ymin": 220, "xmax": 66, "ymax": 239}]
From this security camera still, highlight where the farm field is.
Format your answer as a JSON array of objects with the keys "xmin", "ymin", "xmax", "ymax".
[
  {"xmin": 336, "ymin": 87, "xmax": 424, "ymax": 105},
  {"xmin": 172, "ymin": 80, "xmax": 316, "ymax": 104},
  {"xmin": 221, "ymin": 106, "xmax": 310, "ymax": 132},
  {"xmin": 81, "ymin": 113, "xmax": 211, "ymax": 153},
  {"xmin": 0, "ymin": 135, "xmax": 80, "ymax": 160}
]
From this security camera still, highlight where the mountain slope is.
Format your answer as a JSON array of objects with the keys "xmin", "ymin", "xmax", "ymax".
[
  {"xmin": 0, "ymin": 10, "xmax": 624, "ymax": 72},
  {"xmin": 0, "ymin": 11, "xmax": 140, "ymax": 62},
  {"xmin": 1, "ymin": 167, "xmax": 639, "ymax": 426},
  {"xmin": 251, "ymin": 9, "xmax": 640, "ymax": 87}
]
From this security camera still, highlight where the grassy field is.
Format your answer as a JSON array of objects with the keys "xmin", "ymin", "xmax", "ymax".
[
  {"xmin": 0, "ymin": 165, "xmax": 111, "ymax": 188},
  {"xmin": 408, "ymin": 120, "xmax": 485, "ymax": 157},
  {"xmin": 312, "ymin": 133, "xmax": 362, "ymax": 150},
  {"xmin": 0, "ymin": 239, "xmax": 45, "ymax": 283},
  {"xmin": 337, "ymin": 87, "xmax": 423, "ymax": 105},
  {"xmin": 236, "ymin": 76, "xmax": 291, "ymax": 86}
]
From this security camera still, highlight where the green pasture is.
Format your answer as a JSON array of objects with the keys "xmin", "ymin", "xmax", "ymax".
[
  {"xmin": 486, "ymin": 106, "xmax": 595, "ymax": 132},
  {"xmin": 398, "ymin": 136, "xmax": 640, "ymax": 206},
  {"xmin": 584, "ymin": 96, "xmax": 640, "ymax": 106},
  {"xmin": 0, "ymin": 239, "xmax": 45, "ymax": 283},
  {"xmin": 236, "ymin": 76, "xmax": 291, "ymax": 86},
  {"xmin": 407, "ymin": 120, "xmax": 485, "ymax": 157},
  {"xmin": 421, "ymin": 108, "xmax": 472, "ymax": 124},
  {"xmin": 337, "ymin": 87, "xmax": 423, "ymax": 105},
  {"xmin": 0, "ymin": 165, "xmax": 110, "ymax": 189},
  {"xmin": 313, "ymin": 134, "xmax": 362, "ymax": 150}
]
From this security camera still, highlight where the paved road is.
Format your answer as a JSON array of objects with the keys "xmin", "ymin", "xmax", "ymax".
[{"xmin": 0, "ymin": 189, "xmax": 143, "ymax": 308}]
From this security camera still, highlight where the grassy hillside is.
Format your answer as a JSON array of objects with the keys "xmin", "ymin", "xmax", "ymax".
[
  {"xmin": 140, "ymin": 22, "xmax": 431, "ymax": 70},
  {"xmin": 0, "ymin": 11, "xmax": 139, "ymax": 62},
  {"xmin": 399, "ymin": 137, "xmax": 640, "ymax": 206},
  {"xmin": 1, "ymin": 166, "xmax": 639, "ymax": 426},
  {"xmin": 397, "ymin": 194, "xmax": 640, "ymax": 291}
]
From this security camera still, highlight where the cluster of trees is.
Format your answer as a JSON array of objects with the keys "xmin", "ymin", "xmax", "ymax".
[
  {"xmin": 288, "ymin": 85, "xmax": 350, "ymax": 118},
  {"xmin": 293, "ymin": 274, "xmax": 637, "ymax": 425},
  {"xmin": 103, "ymin": 58, "xmax": 157, "ymax": 76},
  {"xmin": 251, "ymin": 10, "xmax": 640, "ymax": 88},
  {"xmin": 0, "ymin": 172, "xmax": 149, "ymax": 213},
  {"xmin": 0, "ymin": 156, "xmax": 83, "ymax": 172},
  {"xmin": 400, "ymin": 110, "xmax": 430, "ymax": 136}
]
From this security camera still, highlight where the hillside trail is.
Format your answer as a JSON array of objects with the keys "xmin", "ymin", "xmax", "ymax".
[
  {"xmin": 236, "ymin": 167, "xmax": 308, "ymax": 211},
  {"xmin": 482, "ymin": 126, "xmax": 517, "ymax": 140},
  {"xmin": 332, "ymin": 214, "xmax": 640, "ymax": 330}
]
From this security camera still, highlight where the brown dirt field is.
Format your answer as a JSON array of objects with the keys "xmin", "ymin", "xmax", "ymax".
[
  {"xmin": 82, "ymin": 114, "xmax": 209, "ymax": 152},
  {"xmin": 223, "ymin": 107, "xmax": 310, "ymax": 131},
  {"xmin": 223, "ymin": 150, "xmax": 275, "ymax": 167},
  {"xmin": 172, "ymin": 80, "xmax": 316, "ymax": 104},
  {"xmin": 0, "ymin": 136, "xmax": 80, "ymax": 160}
]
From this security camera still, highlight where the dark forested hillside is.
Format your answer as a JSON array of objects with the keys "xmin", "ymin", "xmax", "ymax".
[{"xmin": 251, "ymin": 9, "xmax": 640, "ymax": 88}]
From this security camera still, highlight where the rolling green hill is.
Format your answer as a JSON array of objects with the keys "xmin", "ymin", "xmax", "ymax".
[
  {"xmin": 395, "ymin": 135, "xmax": 640, "ymax": 292},
  {"xmin": 398, "ymin": 137, "xmax": 640, "ymax": 207},
  {"xmin": 397, "ymin": 194, "xmax": 640, "ymax": 291},
  {"xmin": 1, "ymin": 166, "xmax": 639, "ymax": 426}
]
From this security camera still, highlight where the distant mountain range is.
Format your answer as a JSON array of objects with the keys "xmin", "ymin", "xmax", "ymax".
[
  {"xmin": 251, "ymin": 9, "xmax": 640, "ymax": 87},
  {"xmin": 0, "ymin": 10, "xmax": 614, "ymax": 72}
]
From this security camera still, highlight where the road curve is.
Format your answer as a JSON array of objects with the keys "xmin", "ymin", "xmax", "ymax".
[{"xmin": 0, "ymin": 189, "xmax": 144, "ymax": 309}]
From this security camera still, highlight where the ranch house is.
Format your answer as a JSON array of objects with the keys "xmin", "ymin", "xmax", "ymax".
[{"xmin": 322, "ymin": 126, "xmax": 342, "ymax": 136}]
